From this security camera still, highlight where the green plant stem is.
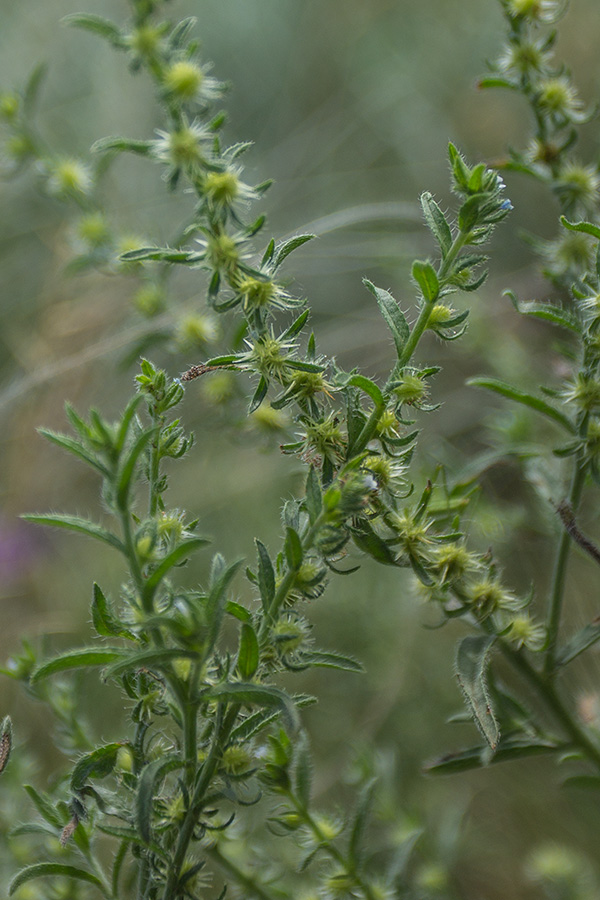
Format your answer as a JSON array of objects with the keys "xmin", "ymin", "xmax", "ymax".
[
  {"xmin": 543, "ymin": 456, "xmax": 586, "ymax": 678},
  {"xmin": 350, "ymin": 400, "xmax": 386, "ymax": 458},
  {"xmin": 161, "ymin": 704, "xmax": 234, "ymax": 900},
  {"xmin": 182, "ymin": 681, "xmax": 199, "ymax": 785},
  {"xmin": 147, "ymin": 405, "xmax": 162, "ymax": 518},
  {"xmin": 397, "ymin": 231, "xmax": 468, "ymax": 370},
  {"xmin": 205, "ymin": 845, "xmax": 280, "ymax": 900},
  {"xmin": 356, "ymin": 230, "xmax": 472, "ymax": 456},
  {"xmin": 502, "ymin": 642, "xmax": 600, "ymax": 771},
  {"xmin": 289, "ymin": 797, "xmax": 377, "ymax": 900}
]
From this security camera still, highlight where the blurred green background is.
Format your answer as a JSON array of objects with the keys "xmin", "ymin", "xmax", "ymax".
[{"xmin": 2, "ymin": 1, "xmax": 600, "ymax": 897}]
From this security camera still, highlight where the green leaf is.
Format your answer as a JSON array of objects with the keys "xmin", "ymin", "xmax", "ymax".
[
  {"xmin": 506, "ymin": 290, "xmax": 580, "ymax": 333},
  {"xmin": 274, "ymin": 234, "xmax": 315, "ymax": 270},
  {"xmin": 249, "ymin": 375, "xmax": 269, "ymax": 413},
  {"xmin": 91, "ymin": 583, "xmax": 134, "ymax": 639},
  {"xmin": 281, "ymin": 309, "xmax": 310, "ymax": 340},
  {"xmin": 167, "ymin": 17, "xmax": 197, "ymax": 49},
  {"xmin": 562, "ymin": 774, "xmax": 600, "ymax": 791},
  {"xmin": 284, "ymin": 527, "xmax": 303, "ymax": 571},
  {"xmin": 305, "ymin": 466, "xmax": 322, "ymax": 524},
  {"xmin": 363, "ymin": 280, "xmax": 410, "ymax": 359},
  {"xmin": 62, "ymin": 13, "xmax": 124, "ymax": 46},
  {"xmin": 420, "ymin": 191, "xmax": 452, "ymax": 258},
  {"xmin": 557, "ymin": 621, "xmax": 600, "ymax": 667},
  {"xmin": 345, "ymin": 374, "xmax": 384, "ymax": 407},
  {"xmin": 38, "ymin": 429, "xmax": 109, "ymax": 476},
  {"xmin": 97, "ymin": 823, "xmax": 168, "ymax": 859},
  {"xmin": 467, "ymin": 377, "xmax": 576, "ymax": 434},
  {"xmin": 115, "ymin": 394, "xmax": 144, "ymax": 452},
  {"xmin": 71, "ymin": 743, "xmax": 123, "ymax": 792},
  {"xmin": 103, "ymin": 648, "xmax": 199, "ymax": 680},
  {"xmin": 230, "ymin": 694, "xmax": 315, "ymax": 742},
  {"xmin": 92, "ymin": 136, "xmax": 154, "ymax": 156},
  {"xmin": 23, "ymin": 62, "xmax": 47, "ymax": 113},
  {"xmin": 205, "ymin": 559, "xmax": 243, "ymax": 657},
  {"xmin": 458, "ymin": 194, "xmax": 484, "ymax": 232},
  {"xmin": 237, "ymin": 623, "xmax": 259, "ymax": 679},
  {"xmin": 293, "ymin": 731, "xmax": 312, "ymax": 808},
  {"xmin": 116, "ymin": 427, "xmax": 157, "ymax": 509},
  {"xmin": 411, "ymin": 260, "xmax": 440, "ymax": 302},
  {"xmin": 297, "ymin": 649, "xmax": 363, "ymax": 672},
  {"xmin": 455, "ymin": 635, "xmax": 499, "ymax": 750},
  {"xmin": 351, "ymin": 520, "xmax": 397, "ymax": 565},
  {"xmin": 31, "ymin": 648, "xmax": 125, "ymax": 684},
  {"xmin": 561, "ymin": 215, "xmax": 600, "ymax": 241},
  {"xmin": 226, "ymin": 600, "xmax": 252, "ymax": 623},
  {"xmin": 477, "ymin": 75, "xmax": 518, "ymax": 90},
  {"xmin": 202, "ymin": 683, "xmax": 300, "ymax": 732},
  {"xmin": 425, "ymin": 736, "xmax": 558, "ymax": 774},
  {"xmin": 349, "ymin": 778, "xmax": 376, "ymax": 864},
  {"xmin": 118, "ymin": 246, "xmax": 202, "ymax": 263},
  {"xmin": 22, "ymin": 514, "xmax": 125, "ymax": 554},
  {"xmin": 9, "ymin": 863, "xmax": 107, "ymax": 896},
  {"xmin": 23, "ymin": 785, "xmax": 62, "ymax": 828},
  {"xmin": 136, "ymin": 757, "xmax": 182, "ymax": 844},
  {"xmin": 256, "ymin": 540, "xmax": 275, "ymax": 615},
  {"xmin": 145, "ymin": 537, "xmax": 210, "ymax": 592}
]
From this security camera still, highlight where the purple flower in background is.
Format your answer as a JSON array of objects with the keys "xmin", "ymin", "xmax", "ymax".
[{"xmin": 0, "ymin": 517, "xmax": 44, "ymax": 584}]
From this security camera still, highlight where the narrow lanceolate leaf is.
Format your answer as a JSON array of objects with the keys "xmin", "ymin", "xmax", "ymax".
[
  {"xmin": 9, "ymin": 863, "xmax": 106, "ymax": 896},
  {"xmin": 92, "ymin": 137, "xmax": 154, "ymax": 156},
  {"xmin": 22, "ymin": 514, "xmax": 125, "ymax": 554},
  {"xmin": 136, "ymin": 757, "xmax": 182, "ymax": 843},
  {"xmin": 71, "ymin": 743, "xmax": 123, "ymax": 792},
  {"xmin": 23, "ymin": 786, "xmax": 62, "ymax": 828},
  {"xmin": 256, "ymin": 538, "xmax": 275, "ymax": 613},
  {"xmin": 116, "ymin": 427, "xmax": 157, "ymax": 509},
  {"xmin": 467, "ymin": 377, "xmax": 576, "ymax": 435},
  {"xmin": 424, "ymin": 736, "xmax": 558, "ymax": 775},
  {"xmin": 561, "ymin": 216, "xmax": 600, "ymax": 241},
  {"xmin": 103, "ymin": 648, "xmax": 199, "ymax": 680},
  {"xmin": 557, "ymin": 620, "xmax": 600, "ymax": 667},
  {"xmin": 31, "ymin": 648, "xmax": 125, "ymax": 684},
  {"xmin": 202, "ymin": 683, "xmax": 300, "ymax": 732},
  {"xmin": 455, "ymin": 635, "xmax": 499, "ymax": 750},
  {"xmin": 118, "ymin": 246, "xmax": 202, "ymax": 263},
  {"xmin": 144, "ymin": 537, "xmax": 210, "ymax": 592},
  {"xmin": 349, "ymin": 778, "xmax": 376, "ymax": 864},
  {"xmin": 293, "ymin": 732, "xmax": 313, "ymax": 808},
  {"xmin": 230, "ymin": 695, "xmax": 315, "ymax": 742},
  {"xmin": 345, "ymin": 374, "xmax": 384, "ymax": 407},
  {"xmin": 237, "ymin": 623, "xmax": 259, "ymax": 679},
  {"xmin": 505, "ymin": 290, "xmax": 581, "ymax": 334},
  {"xmin": 205, "ymin": 559, "xmax": 244, "ymax": 657},
  {"xmin": 37, "ymin": 430, "xmax": 109, "ymax": 476},
  {"xmin": 284, "ymin": 527, "xmax": 303, "ymax": 571},
  {"xmin": 420, "ymin": 191, "xmax": 452, "ymax": 258},
  {"xmin": 91, "ymin": 583, "xmax": 135, "ymax": 639},
  {"xmin": 305, "ymin": 466, "xmax": 322, "ymax": 524},
  {"xmin": 249, "ymin": 376, "xmax": 269, "ymax": 413},
  {"xmin": 363, "ymin": 280, "xmax": 410, "ymax": 359},
  {"xmin": 62, "ymin": 13, "xmax": 124, "ymax": 46},
  {"xmin": 297, "ymin": 649, "xmax": 363, "ymax": 673},
  {"xmin": 274, "ymin": 234, "xmax": 315, "ymax": 270},
  {"xmin": 411, "ymin": 260, "xmax": 439, "ymax": 302},
  {"xmin": 351, "ymin": 520, "xmax": 397, "ymax": 565}
]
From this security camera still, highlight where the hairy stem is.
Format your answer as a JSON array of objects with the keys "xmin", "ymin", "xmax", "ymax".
[{"xmin": 543, "ymin": 456, "xmax": 586, "ymax": 678}]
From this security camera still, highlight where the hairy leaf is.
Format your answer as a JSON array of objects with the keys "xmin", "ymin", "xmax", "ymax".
[
  {"xmin": 363, "ymin": 280, "xmax": 410, "ymax": 359},
  {"xmin": 455, "ymin": 635, "xmax": 499, "ymax": 750}
]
